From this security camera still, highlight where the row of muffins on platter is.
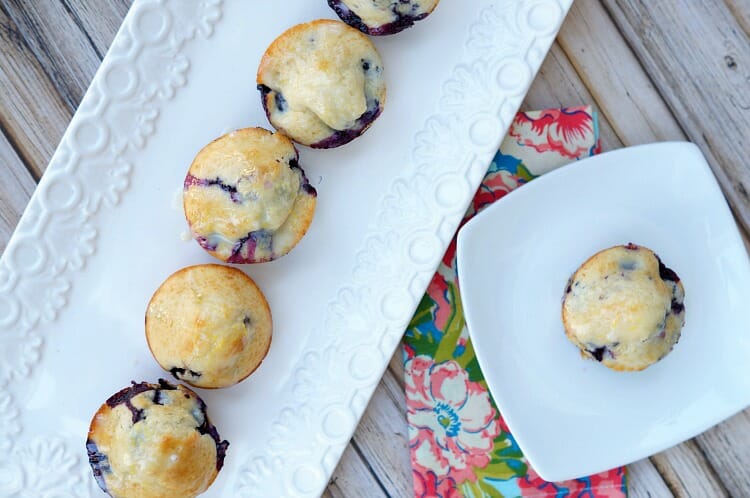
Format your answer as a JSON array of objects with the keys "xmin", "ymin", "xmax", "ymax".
[{"xmin": 86, "ymin": 2, "xmax": 441, "ymax": 497}]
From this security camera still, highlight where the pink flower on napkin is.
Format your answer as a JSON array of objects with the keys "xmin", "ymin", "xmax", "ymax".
[
  {"xmin": 510, "ymin": 107, "xmax": 595, "ymax": 159},
  {"xmin": 413, "ymin": 470, "xmax": 460, "ymax": 498},
  {"xmin": 406, "ymin": 356, "xmax": 501, "ymax": 484},
  {"xmin": 518, "ymin": 466, "xmax": 626, "ymax": 497},
  {"xmin": 426, "ymin": 272, "xmax": 453, "ymax": 331},
  {"xmin": 471, "ymin": 169, "xmax": 520, "ymax": 215}
]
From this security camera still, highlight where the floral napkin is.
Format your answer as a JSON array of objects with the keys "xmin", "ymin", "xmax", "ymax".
[{"xmin": 402, "ymin": 107, "xmax": 628, "ymax": 497}]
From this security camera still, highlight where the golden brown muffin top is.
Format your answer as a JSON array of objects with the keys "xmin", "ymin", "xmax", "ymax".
[
  {"xmin": 146, "ymin": 264, "xmax": 272, "ymax": 388},
  {"xmin": 87, "ymin": 380, "xmax": 228, "ymax": 498},
  {"xmin": 183, "ymin": 127, "xmax": 316, "ymax": 263},
  {"xmin": 562, "ymin": 244, "xmax": 685, "ymax": 371},
  {"xmin": 257, "ymin": 20, "xmax": 386, "ymax": 145}
]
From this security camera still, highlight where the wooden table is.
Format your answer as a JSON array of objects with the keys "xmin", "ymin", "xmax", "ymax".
[{"xmin": 1, "ymin": 1, "xmax": 748, "ymax": 496}]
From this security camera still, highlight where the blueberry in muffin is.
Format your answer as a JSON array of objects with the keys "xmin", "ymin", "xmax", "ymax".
[
  {"xmin": 257, "ymin": 19, "xmax": 386, "ymax": 148},
  {"xmin": 87, "ymin": 380, "xmax": 229, "ymax": 498},
  {"xmin": 146, "ymin": 264, "xmax": 273, "ymax": 389},
  {"xmin": 562, "ymin": 243, "xmax": 686, "ymax": 371},
  {"xmin": 328, "ymin": 0, "xmax": 440, "ymax": 36},
  {"xmin": 183, "ymin": 127, "xmax": 316, "ymax": 263}
]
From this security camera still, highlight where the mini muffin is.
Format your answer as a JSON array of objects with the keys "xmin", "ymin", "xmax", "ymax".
[
  {"xmin": 257, "ymin": 19, "xmax": 386, "ymax": 148},
  {"xmin": 87, "ymin": 380, "xmax": 229, "ymax": 498},
  {"xmin": 328, "ymin": 0, "xmax": 440, "ymax": 35},
  {"xmin": 146, "ymin": 264, "xmax": 273, "ymax": 388},
  {"xmin": 562, "ymin": 243, "xmax": 685, "ymax": 371},
  {"xmin": 183, "ymin": 127, "xmax": 317, "ymax": 263}
]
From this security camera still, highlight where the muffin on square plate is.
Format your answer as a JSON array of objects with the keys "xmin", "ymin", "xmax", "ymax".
[
  {"xmin": 562, "ymin": 243, "xmax": 686, "ymax": 371},
  {"xmin": 257, "ymin": 19, "xmax": 386, "ymax": 148},
  {"xmin": 86, "ymin": 380, "xmax": 229, "ymax": 498},
  {"xmin": 146, "ymin": 264, "xmax": 273, "ymax": 389},
  {"xmin": 183, "ymin": 127, "xmax": 317, "ymax": 264},
  {"xmin": 328, "ymin": 0, "xmax": 440, "ymax": 35}
]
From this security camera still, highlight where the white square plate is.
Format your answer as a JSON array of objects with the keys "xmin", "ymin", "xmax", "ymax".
[
  {"xmin": 456, "ymin": 142, "xmax": 750, "ymax": 482},
  {"xmin": 0, "ymin": 0, "xmax": 572, "ymax": 496}
]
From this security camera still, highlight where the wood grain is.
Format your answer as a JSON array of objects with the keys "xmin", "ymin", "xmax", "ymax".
[
  {"xmin": 0, "ymin": 4, "xmax": 70, "ymax": 176},
  {"xmin": 725, "ymin": 0, "xmax": 750, "ymax": 38},
  {"xmin": 352, "ymin": 369, "xmax": 412, "ymax": 497},
  {"xmin": 557, "ymin": 1, "xmax": 684, "ymax": 145},
  {"xmin": 602, "ymin": 0, "xmax": 750, "ymax": 238},
  {"xmin": 323, "ymin": 444, "xmax": 388, "ymax": 498},
  {"xmin": 650, "ymin": 441, "xmax": 729, "ymax": 498},
  {"xmin": 524, "ymin": 42, "xmax": 627, "ymax": 153},
  {"xmin": 695, "ymin": 409, "xmax": 750, "ymax": 497},
  {"xmin": 627, "ymin": 458, "xmax": 674, "ymax": 498},
  {"xmin": 1, "ymin": 0, "xmax": 101, "ymax": 111},
  {"xmin": 0, "ymin": 131, "xmax": 35, "ymax": 252},
  {"xmin": 388, "ymin": 349, "xmax": 405, "ymax": 387},
  {"xmin": 63, "ymin": 0, "xmax": 131, "ymax": 57},
  {"xmin": 523, "ymin": 42, "xmax": 621, "ymax": 151}
]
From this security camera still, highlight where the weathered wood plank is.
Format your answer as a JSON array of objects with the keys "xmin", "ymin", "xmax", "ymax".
[
  {"xmin": 650, "ymin": 441, "xmax": 729, "ymax": 498},
  {"xmin": 388, "ymin": 349, "xmax": 405, "ymax": 387},
  {"xmin": 352, "ymin": 369, "xmax": 412, "ymax": 497},
  {"xmin": 63, "ymin": 0, "xmax": 131, "ymax": 58},
  {"xmin": 0, "ymin": 5, "xmax": 70, "ymax": 176},
  {"xmin": 523, "ymin": 43, "xmax": 621, "ymax": 152},
  {"xmin": 0, "ymin": 131, "xmax": 36, "ymax": 253},
  {"xmin": 601, "ymin": 0, "xmax": 750, "ymax": 237},
  {"xmin": 328, "ymin": 359, "xmax": 406, "ymax": 493},
  {"xmin": 1, "ymin": 0, "xmax": 101, "ymax": 111},
  {"xmin": 324, "ymin": 443, "xmax": 388, "ymax": 498},
  {"xmin": 696, "ymin": 409, "xmax": 750, "ymax": 498},
  {"xmin": 627, "ymin": 458, "xmax": 674, "ymax": 498},
  {"xmin": 557, "ymin": 1, "xmax": 684, "ymax": 145},
  {"xmin": 725, "ymin": 0, "xmax": 750, "ymax": 38}
]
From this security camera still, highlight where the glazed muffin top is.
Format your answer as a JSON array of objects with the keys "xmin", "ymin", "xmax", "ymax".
[
  {"xmin": 183, "ymin": 127, "xmax": 316, "ymax": 263},
  {"xmin": 87, "ymin": 380, "xmax": 228, "ymax": 498},
  {"xmin": 329, "ymin": 0, "xmax": 440, "ymax": 35},
  {"xmin": 562, "ymin": 244, "xmax": 685, "ymax": 371},
  {"xmin": 146, "ymin": 264, "xmax": 273, "ymax": 389},
  {"xmin": 257, "ymin": 19, "xmax": 386, "ymax": 146}
]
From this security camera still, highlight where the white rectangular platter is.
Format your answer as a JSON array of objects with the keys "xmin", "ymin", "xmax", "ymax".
[{"xmin": 0, "ymin": 1, "xmax": 571, "ymax": 496}]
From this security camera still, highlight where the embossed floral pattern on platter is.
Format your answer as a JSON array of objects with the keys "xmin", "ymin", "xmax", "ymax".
[
  {"xmin": 0, "ymin": 1, "xmax": 570, "ymax": 497},
  {"xmin": 0, "ymin": 1, "xmax": 223, "ymax": 496}
]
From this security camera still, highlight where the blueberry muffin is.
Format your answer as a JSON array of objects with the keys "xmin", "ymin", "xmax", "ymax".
[
  {"xmin": 87, "ymin": 380, "xmax": 229, "ymax": 498},
  {"xmin": 328, "ymin": 0, "xmax": 440, "ymax": 35},
  {"xmin": 562, "ymin": 244, "xmax": 686, "ymax": 371},
  {"xmin": 257, "ymin": 19, "xmax": 386, "ymax": 148},
  {"xmin": 146, "ymin": 264, "xmax": 273, "ymax": 389},
  {"xmin": 183, "ymin": 127, "xmax": 317, "ymax": 263}
]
